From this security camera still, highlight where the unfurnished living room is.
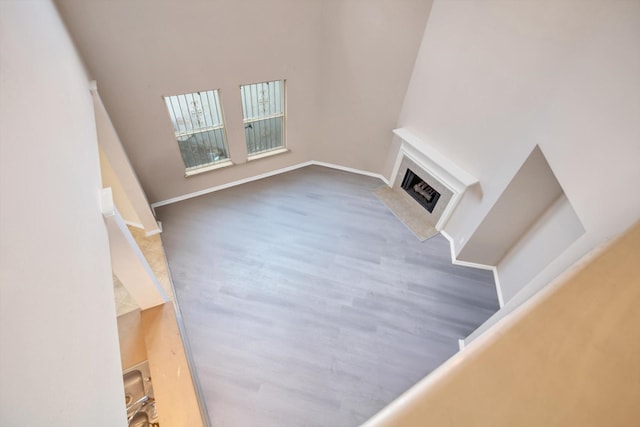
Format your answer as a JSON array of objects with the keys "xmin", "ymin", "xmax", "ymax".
[{"xmin": 1, "ymin": 1, "xmax": 640, "ymax": 427}]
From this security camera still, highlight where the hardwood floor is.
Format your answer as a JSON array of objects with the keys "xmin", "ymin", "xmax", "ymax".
[{"xmin": 156, "ymin": 165, "xmax": 499, "ymax": 427}]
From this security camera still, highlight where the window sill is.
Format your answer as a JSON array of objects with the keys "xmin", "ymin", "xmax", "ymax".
[
  {"xmin": 247, "ymin": 148, "xmax": 289, "ymax": 162},
  {"xmin": 184, "ymin": 159, "xmax": 234, "ymax": 177}
]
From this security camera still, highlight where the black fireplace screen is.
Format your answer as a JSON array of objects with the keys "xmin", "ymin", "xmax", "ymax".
[{"xmin": 401, "ymin": 169, "xmax": 441, "ymax": 213}]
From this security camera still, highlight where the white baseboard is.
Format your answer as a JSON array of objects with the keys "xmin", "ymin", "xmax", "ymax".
[
  {"xmin": 150, "ymin": 160, "xmax": 388, "ymax": 209},
  {"xmin": 151, "ymin": 161, "xmax": 313, "ymax": 208},
  {"xmin": 458, "ymin": 338, "xmax": 466, "ymax": 351},
  {"xmin": 492, "ymin": 269, "xmax": 505, "ymax": 308},
  {"xmin": 146, "ymin": 162, "xmax": 505, "ymax": 307},
  {"xmin": 123, "ymin": 220, "xmax": 144, "ymax": 229},
  {"xmin": 145, "ymin": 221, "xmax": 162, "ymax": 237},
  {"xmin": 311, "ymin": 161, "xmax": 390, "ymax": 185},
  {"xmin": 440, "ymin": 230, "xmax": 504, "ymax": 308},
  {"xmin": 124, "ymin": 219, "xmax": 162, "ymax": 237}
]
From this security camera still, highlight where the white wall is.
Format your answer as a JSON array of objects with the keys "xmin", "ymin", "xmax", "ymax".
[
  {"xmin": 497, "ymin": 193, "xmax": 585, "ymax": 303},
  {"xmin": 55, "ymin": 0, "xmax": 325, "ymax": 203},
  {"xmin": 0, "ymin": 1, "xmax": 126, "ymax": 425},
  {"xmin": 458, "ymin": 146, "xmax": 564, "ymax": 266},
  {"xmin": 54, "ymin": 0, "xmax": 433, "ymax": 203},
  {"xmin": 396, "ymin": 0, "xmax": 640, "ymax": 338},
  {"xmin": 314, "ymin": 0, "xmax": 433, "ymax": 172}
]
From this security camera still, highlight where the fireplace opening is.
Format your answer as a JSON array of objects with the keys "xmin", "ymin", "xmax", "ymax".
[{"xmin": 401, "ymin": 169, "xmax": 441, "ymax": 213}]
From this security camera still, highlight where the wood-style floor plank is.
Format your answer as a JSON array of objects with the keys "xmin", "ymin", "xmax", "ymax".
[{"xmin": 157, "ymin": 166, "xmax": 499, "ymax": 427}]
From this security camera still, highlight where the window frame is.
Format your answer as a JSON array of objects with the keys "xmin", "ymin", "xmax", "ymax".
[
  {"xmin": 240, "ymin": 79, "xmax": 286, "ymax": 159},
  {"xmin": 162, "ymin": 88, "xmax": 232, "ymax": 176}
]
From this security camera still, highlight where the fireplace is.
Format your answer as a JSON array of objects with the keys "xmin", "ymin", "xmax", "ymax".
[
  {"xmin": 401, "ymin": 169, "xmax": 441, "ymax": 213},
  {"xmin": 389, "ymin": 128, "xmax": 479, "ymax": 230}
]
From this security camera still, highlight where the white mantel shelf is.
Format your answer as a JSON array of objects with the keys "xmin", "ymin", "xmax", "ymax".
[
  {"xmin": 392, "ymin": 128, "xmax": 478, "ymax": 190},
  {"xmin": 390, "ymin": 128, "xmax": 479, "ymax": 230}
]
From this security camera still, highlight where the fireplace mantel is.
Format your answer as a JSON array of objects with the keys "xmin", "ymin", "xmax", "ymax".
[{"xmin": 390, "ymin": 128, "xmax": 478, "ymax": 230}]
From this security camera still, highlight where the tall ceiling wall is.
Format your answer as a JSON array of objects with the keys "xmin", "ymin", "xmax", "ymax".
[
  {"xmin": 396, "ymin": 0, "xmax": 640, "ymax": 336},
  {"xmin": 54, "ymin": 0, "xmax": 433, "ymax": 203}
]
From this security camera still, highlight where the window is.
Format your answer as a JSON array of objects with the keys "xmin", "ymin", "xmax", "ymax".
[
  {"xmin": 240, "ymin": 80, "xmax": 285, "ymax": 156},
  {"xmin": 163, "ymin": 89, "xmax": 230, "ymax": 174}
]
